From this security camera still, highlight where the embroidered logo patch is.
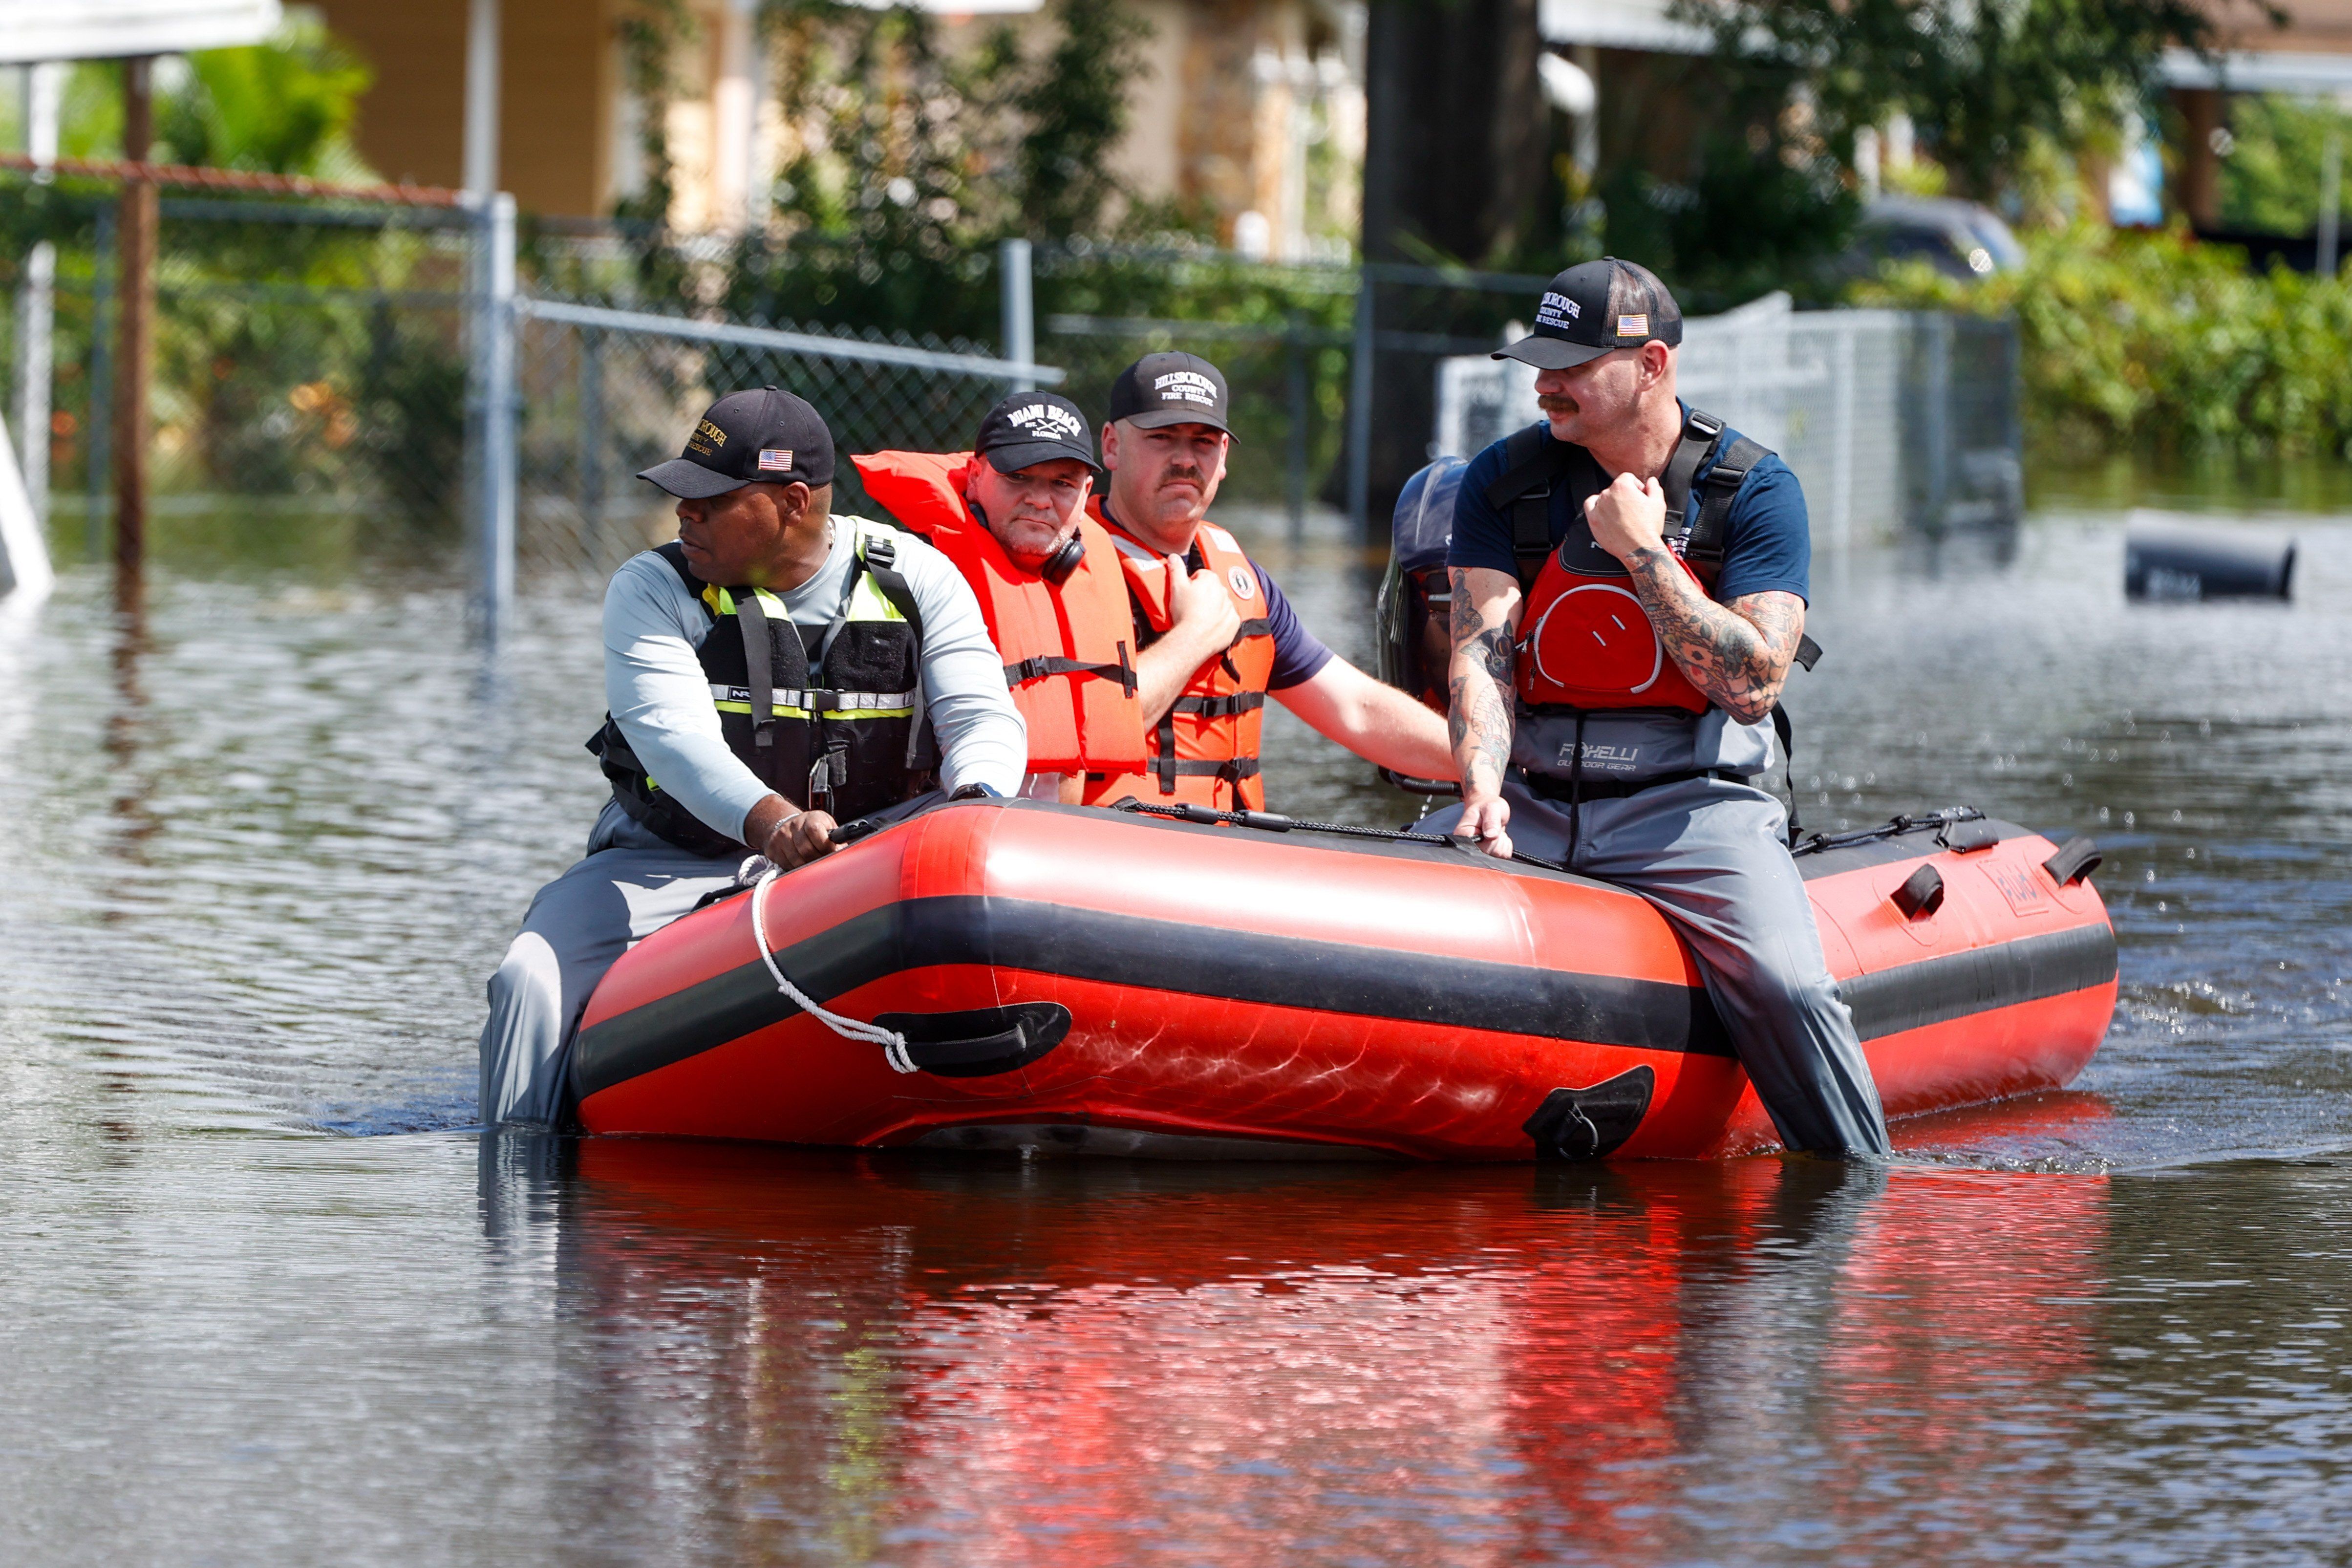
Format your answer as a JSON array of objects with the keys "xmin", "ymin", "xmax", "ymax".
[
  {"xmin": 1228, "ymin": 565, "xmax": 1257, "ymax": 599},
  {"xmin": 757, "ymin": 449, "xmax": 794, "ymax": 472},
  {"xmin": 1153, "ymin": 369, "xmax": 1221, "ymax": 408},
  {"xmin": 1006, "ymin": 402, "xmax": 1086, "ymax": 440},
  {"xmin": 1617, "ymin": 313, "xmax": 1649, "ymax": 338}
]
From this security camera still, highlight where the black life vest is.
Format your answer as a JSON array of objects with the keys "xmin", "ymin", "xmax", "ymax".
[{"xmin": 587, "ymin": 522, "xmax": 939, "ymax": 857}]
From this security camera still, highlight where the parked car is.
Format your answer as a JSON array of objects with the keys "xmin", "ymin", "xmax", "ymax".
[{"xmin": 1843, "ymin": 196, "xmax": 2026, "ymax": 282}]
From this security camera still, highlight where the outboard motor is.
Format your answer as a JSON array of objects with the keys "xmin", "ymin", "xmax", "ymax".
[
  {"xmin": 1375, "ymin": 457, "xmax": 1468, "ymax": 713},
  {"xmin": 2125, "ymin": 519, "xmax": 2295, "ymax": 602},
  {"xmin": 1375, "ymin": 458, "xmax": 1468, "ymax": 796}
]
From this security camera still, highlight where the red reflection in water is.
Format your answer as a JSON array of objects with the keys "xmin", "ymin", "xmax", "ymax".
[{"xmin": 549, "ymin": 1145, "xmax": 2108, "ymax": 1564}]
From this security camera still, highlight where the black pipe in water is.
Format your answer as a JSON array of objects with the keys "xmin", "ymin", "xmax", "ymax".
[{"xmin": 2124, "ymin": 520, "xmax": 2295, "ymax": 602}]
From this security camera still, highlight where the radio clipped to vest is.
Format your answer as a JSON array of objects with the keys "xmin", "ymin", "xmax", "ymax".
[{"xmin": 587, "ymin": 521, "xmax": 938, "ymax": 858}]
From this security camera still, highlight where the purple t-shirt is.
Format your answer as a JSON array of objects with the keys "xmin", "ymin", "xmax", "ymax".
[
  {"xmin": 1251, "ymin": 560, "xmax": 1335, "ymax": 691},
  {"xmin": 1126, "ymin": 526, "xmax": 1336, "ymax": 691}
]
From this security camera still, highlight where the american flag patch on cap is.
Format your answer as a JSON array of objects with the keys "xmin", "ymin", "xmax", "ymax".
[
  {"xmin": 1617, "ymin": 314, "xmax": 1649, "ymax": 338},
  {"xmin": 757, "ymin": 449, "xmax": 793, "ymax": 472}
]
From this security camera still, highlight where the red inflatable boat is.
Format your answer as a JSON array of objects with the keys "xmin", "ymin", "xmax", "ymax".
[{"xmin": 569, "ymin": 797, "xmax": 2115, "ymax": 1160}]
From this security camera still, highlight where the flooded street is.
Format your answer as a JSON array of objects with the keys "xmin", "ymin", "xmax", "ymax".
[{"xmin": 2, "ymin": 506, "xmax": 2349, "ymax": 1564}]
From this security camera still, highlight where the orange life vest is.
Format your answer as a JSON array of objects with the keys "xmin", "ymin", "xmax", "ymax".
[
  {"xmin": 851, "ymin": 451, "xmax": 1148, "ymax": 779},
  {"xmin": 1091, "ymin": 500, "xmax": 1278, "ymax": 811},
  {"xmin": 1514, "ymin": 520, "xmax": 1711, "ymax": 714}
]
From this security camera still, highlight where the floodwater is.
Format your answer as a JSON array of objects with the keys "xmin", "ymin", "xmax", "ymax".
[{"xmin": 1, "ymin": 502, "xmax": 2348, "ymax": 1565}]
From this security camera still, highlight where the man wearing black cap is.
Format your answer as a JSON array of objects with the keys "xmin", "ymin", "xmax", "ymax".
[
  {"xmin": 854, "ymin": 390, "xmax": 1150, "ymax": 803},
  {"xmin": 477, "ymin": 386, "xmax": 1026, "ymax": 1127},
  {"xmin": 1433, "ymin": 257, "xmax": 1889, "ymax": 1159},
  {"xmin": 1089, "ymin": 351, "xmax": 1454, "ymax": 811}
]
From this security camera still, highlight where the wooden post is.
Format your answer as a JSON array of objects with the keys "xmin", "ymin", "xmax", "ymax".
[{"xmin": 112, "ymin": 56, "xmax": 158, "ymax": 610}]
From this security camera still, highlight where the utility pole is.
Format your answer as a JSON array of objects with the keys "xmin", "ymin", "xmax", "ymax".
[
  {"xmin": 2320, "ymin": 125, "xmax": 2342, "ymax": 279},
  {"xmin": 112, "ymin": 56, "xmax": 158, "ymax": 611}
]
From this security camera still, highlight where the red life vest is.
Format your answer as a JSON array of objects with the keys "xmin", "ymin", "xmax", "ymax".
[
  {"xmin": 1091, "ymin": 500, "xmax": 1277, "ymax": 811},
  {"xmin": 1515, "ymin": 521, "xmax": 1711, "ymax": 714},
  {"xmin": 1488, "ymin": 411, "xmax": 1772, "ymax": 716},
  {"xmin": 851, "ymin": 451, "xmax": 1147, "ymax": 779}
]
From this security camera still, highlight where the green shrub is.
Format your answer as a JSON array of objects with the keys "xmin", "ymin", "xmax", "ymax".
[{"xmin": 1856, "ymin": 221, "xmax": 2352, "ymax": 460}]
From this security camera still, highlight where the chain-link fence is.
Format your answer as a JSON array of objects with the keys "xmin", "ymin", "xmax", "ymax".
[
  {"xmin": 512, "ymin": 298, "xmax": 1056, "ymax": 580},
  {"xmin": 4, "ymin": 181, "xmax": 2018, "ymax": 601},
  {"xmin": 0, "ymin": 182, "xmax": 475, "ymax": 570}
]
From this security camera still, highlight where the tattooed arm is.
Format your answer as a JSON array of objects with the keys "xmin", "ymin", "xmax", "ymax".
[
  {"xmin": 1583, "ymin": 473, "xmax": 1805, "ymax": 723},
  {"xmin": 1447, "ymin": 564, "xmax": 1524, "ymax": 859}
]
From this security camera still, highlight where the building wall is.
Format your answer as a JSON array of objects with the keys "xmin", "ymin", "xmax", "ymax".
[
  {"xmin": 315, "ymin": 0, "xmax": 1360, "ymax": 244},
  {"xmin": 316, "ymin": 0, "xmax": 613, "ymax": 215}
]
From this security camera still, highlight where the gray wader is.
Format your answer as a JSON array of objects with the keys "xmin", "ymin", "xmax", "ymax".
[
  {"xmin": 477, "ymin": 801, "xmax": 744, "ymax": 1127},
  {"xmin": 1424, "ymin": 774, "xmax": 1891, "ymax": 1158}
]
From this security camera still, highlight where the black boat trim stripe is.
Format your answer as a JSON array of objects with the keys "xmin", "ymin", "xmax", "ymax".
[
  {"xmin": 570, "ymin": 896, "xmax": 2117, "ymax": 1101},
  {"xmin": 1838, "ymin": 919, "xmax": 2117, "ymax": 1040}
]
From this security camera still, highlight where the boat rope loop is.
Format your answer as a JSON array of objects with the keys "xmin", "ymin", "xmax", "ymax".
[{"xmin": 748, "ymin": 864, "xmax": 916, "ymax": 1073}]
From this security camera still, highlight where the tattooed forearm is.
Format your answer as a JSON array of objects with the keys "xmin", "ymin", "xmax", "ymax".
[
  {"xmin": 1622, "ymin": 550, "xmax": 1804, "ymax": 722},
  {"xmin": 1446, "ymin": 567, "xmax": 1521, "ymax": 795}
]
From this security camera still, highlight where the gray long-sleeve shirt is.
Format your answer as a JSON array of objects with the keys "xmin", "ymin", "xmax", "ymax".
[{"xmin": 601, "ymin": 517, "xmax": 1027, "ymax": 840}]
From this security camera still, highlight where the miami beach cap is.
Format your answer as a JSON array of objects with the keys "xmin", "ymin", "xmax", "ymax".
[
  {"xmin": 975, "ymin": 390, "xmax": 1098, "ymax": 473},
  {"xmin": 1106, "ymin": 351, "xmax": 1234, "ymax": 436},
  {"xmin": 1493, "ymin": 257, "xmax": 1683, "ymax": 370},
  {"xmin": 637, "ymin": 385, "xmax": 837, "ymax": 499}
]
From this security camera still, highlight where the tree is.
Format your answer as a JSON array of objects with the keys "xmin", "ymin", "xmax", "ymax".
[
  {"xmin": 1685, "ymin": 0, "xmax": 2230, "ymax": 201},
  {"xmin": 1355, "ymin": 0, "xmax": 1546, "ymax": 533}
]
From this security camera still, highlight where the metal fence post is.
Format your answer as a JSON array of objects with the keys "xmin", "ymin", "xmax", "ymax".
[
  {"xmin": 1000, "ymin": 237, "xmax": 1034, "ymax": 395},
  {"xmin": 12, "ymin": 241, "xmax": 54, "ymax": 526},
  {"xmin": 1346, "ymin": 264, "xmax": 1373, "ymax": 541},
  {"xmin": 1922, "ymin": 312, "xmax": 1952, "ymax": 537},
  {"xmin": 469, "ymin": 192, "xmax": 518, "ymax": 638},
  {"xmin": 1285, "ymin": 311, "xmax": 1308, "ymax": 553},
  {"xmin": 86, "ymin": 205, "xmax": 113, "ymax": 563},
  {"xmin": 578, "ymin": 324, "xmax": 606, "ymax": 562}
]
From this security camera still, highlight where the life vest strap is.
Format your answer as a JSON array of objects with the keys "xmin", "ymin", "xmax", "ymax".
[
  {"xmin": 1168, "ymin": 690, "xmax": 1266, "ymax": 718},
  {"xmin": 1152, "ymin": 753, "xmax": 1262, "ymax": 794},
  {"xmin": 1005, "ymin": 650, "xmax": 1139, "ymax": 699}
]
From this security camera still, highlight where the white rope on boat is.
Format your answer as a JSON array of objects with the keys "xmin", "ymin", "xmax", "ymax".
[{"xmin": 748, "ymin": 864, "xmax": 916, "ymax": 1073}]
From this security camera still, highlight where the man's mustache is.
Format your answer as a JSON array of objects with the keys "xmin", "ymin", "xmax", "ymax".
[{"xmin": 1537, "ymin": 395, "xmax": 1579, "ymax": 413}]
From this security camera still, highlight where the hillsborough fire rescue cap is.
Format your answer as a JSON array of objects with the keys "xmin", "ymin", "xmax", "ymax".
[
  {"xmin": 1493, "ymin": 257, "xmax": 1684, "ymax": 370},
  {"xmin": 637, "ymin": 385, "xmax": 837, "ymax": 499},
  {"xmin": 975, "ymin": 390, "xmax": 1098, "ymax": 473},
  {"xmin": 1106, "ymin": 351, "xmax": 1234, "ymax": 436}
]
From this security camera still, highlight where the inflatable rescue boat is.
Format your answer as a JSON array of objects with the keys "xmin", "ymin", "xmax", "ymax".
[{"xmin": 570, "ymin": 796, "xmax": 2115, "ymax": 1160}]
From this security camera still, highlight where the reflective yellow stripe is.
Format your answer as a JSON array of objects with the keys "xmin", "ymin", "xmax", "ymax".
[
  {"xmin": 708, "ymin": 682, "xmax": 917, "ymax": 711},
  {"xmin": 713, "ymin": 700, "xmax": 916, "ymax": 720}
]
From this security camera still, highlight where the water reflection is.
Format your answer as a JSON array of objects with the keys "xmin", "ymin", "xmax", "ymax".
[{"xmin": 478, "ymin": 1138, "xmax": 2108, "ymax": 1565}]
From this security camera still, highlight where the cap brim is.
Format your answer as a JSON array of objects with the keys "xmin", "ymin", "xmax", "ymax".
[
  {"xmin": 984, "ymin": 440, "xmax": 1099, "ymax": 474},
  {"xmin": 1120, "ymin": 407, "xmax": 1236, "ymax": 438},
  {"xmin": 636, "ymin": 458, "xmax": 751, "ymax": 499},
  {"xmin": 1491, "ymin": 335, "xmax": 1614, "ymax": 370}
]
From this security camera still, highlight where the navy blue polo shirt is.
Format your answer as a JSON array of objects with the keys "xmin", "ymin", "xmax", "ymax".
[{"xmin": 1447, "ymin": 413, "xmax": 1811, "ymax": 604}]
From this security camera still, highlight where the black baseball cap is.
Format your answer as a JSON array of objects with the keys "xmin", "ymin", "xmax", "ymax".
[
  {"xmin": 637, "ymin": 385, "xmax": 836, "ymax": 499},
  {"xmin": 975, "ymin": 391, "xmax": 1097, "ymax": 473},
  {"xmin": 1493, "ymin": 257, "xmax": 1683, "ymax": 370},
  {"xmin": 1106, "ymin": 351, "xmax": 1234, "ymax": 436}
]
